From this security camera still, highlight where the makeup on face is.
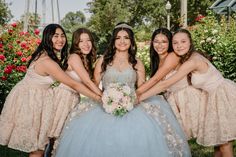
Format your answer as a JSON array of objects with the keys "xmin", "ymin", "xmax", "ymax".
[
  {"xmin": 153, "ymin": 34, "xmax": 169, "ymax": 55},
  {"xmin": 115, "ymin": 30, "xmax": 131, "ymax": 52},
  {"xmin": 172, "ymin": 33, "xmax": 191, "ymax": 56},
  {"xmin": 52, "ymin": 28, "xmax": 66, "ymax": 52},
  {"xmin": 79, "ymin": 33, "xmax": 92, "ymax": 55}
]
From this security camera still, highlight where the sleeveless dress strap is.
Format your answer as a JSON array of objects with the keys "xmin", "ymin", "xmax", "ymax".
[{"xmin": 30, "ymin": 56, "xmax": 51, "ymax": 69}]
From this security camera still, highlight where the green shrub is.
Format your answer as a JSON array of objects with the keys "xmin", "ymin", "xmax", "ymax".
[{"xmin": 191, "ymin": 11, "xmax": 236, "ymax": 81}]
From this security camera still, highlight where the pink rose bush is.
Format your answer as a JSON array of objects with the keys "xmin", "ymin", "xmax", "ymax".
[
  {"xmin": 0, "ymin": 22, "xmax": 40, "ymax": 107},
  {"xmin": 102, "ymin": 83, "xmax": 136, "ymax": 116}
]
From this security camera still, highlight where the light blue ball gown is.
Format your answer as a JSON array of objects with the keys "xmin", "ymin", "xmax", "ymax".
[{"xmin": 55, "ymin": 66, "xmax": 191, "ymax": 157}]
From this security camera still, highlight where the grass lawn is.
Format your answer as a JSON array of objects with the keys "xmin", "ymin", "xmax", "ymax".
[{"xmin": 0, "ymin": 140, "xmax": 235, "ymax": 157}]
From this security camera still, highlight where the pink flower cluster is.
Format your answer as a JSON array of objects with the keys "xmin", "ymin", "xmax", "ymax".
[{"xmin": 102, "ymin": 83, "xmax": 136, "ymax": 116}]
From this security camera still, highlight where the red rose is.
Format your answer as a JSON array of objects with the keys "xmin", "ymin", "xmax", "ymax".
[
  {"xmin": 16, "ymin": 65, "xmax": 27, "ymax": 72},
  {"xmin": 1, "ymin": 76, "xmax": 7, "ymax": 81},
  {"xmin": 19, "ymin": 32, "xmax": 25, "ymax": 36},
  {"xmin": 195, "ymin": 14, "xmax": 205, "ymax": 22},
  {"xmin": 36, "ymin": 39, "xmax": 41, "ymax": 45},
  {"xmin": 11, "ymin": 22, "xmax": 17, "ymax": 27},
  {"xmin": 20, "ymin": 41, "xmax": 27, "ymax": 49},
  {"xmin": 34, "ymin": 29, "xmax": 40, "ymax": 35},
  {"xmin": 0, "ymin": 54, "xmax": 5, "ymax": 61},
  {"xmin": 8, "ymin": 29, "xmax": 13, "ymax": 34},
  {"xmin": 21, "ymin": 57, "xmax": 27, "ymax": 62},
  {"xmin": 0, "ymin": 43, "xmax": 3, "ymax": 48},
  {"xmin": 4, "ymin": 66, "xmax": 12, "ymax": 74},
  {"xmin": 16, "ymin": 51, "xmax": 23, "ymax": 56}
]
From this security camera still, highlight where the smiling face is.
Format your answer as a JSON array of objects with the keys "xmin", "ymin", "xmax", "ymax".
[
  {"xmin": 153, "ymin": 33, "xmax": 169, "ymax": 56},
  {"xmin": 52, "ymin": 28, "xmax": 66, "ymax": 52},
  {"xmin": 78, "ymin": 33, "xmax": 92, "ymax": 55},
  {"xmin": 172, "ymin": 32, "xmax": 191, "ymax": 56},
  {"xmin": 115, "ymin": 30, "xmax": 131, "ymax": 52}
]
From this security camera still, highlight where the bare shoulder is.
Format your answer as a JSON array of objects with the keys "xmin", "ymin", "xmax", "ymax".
[
  {"xmin": 38, "ymin": 56, "xmax": 55, "ymax": 66},
  {"xmin": 165, "ymin": 52, "xmax": 180, "ymax": 63},
  {"xmin": 68, "ymin": 53, "xmax": 82, "ymax": 62}
]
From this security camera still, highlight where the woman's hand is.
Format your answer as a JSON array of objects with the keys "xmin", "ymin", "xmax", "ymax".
[{"xmin": 93, "ymin": 94, "xmax": 102, "ymax": 103}]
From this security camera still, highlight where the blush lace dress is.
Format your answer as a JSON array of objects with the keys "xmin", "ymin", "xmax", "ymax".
[
  {"xmin": 0, "ymin": 59, "xmax": 54, "ymax": 152},
  {"xmin": 191, "ymin": 53, "xmax": 236, "ymax": 146}
]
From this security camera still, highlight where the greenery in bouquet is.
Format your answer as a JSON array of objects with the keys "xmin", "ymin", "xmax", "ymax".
[{"xmin": 0, "ymin": 22, "xmax": 41, "ymax": 110}]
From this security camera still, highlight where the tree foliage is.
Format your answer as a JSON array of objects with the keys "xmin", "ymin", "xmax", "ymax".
[
  {"xmin": 20, "ymin": 12, "xmax": 41, "ymax": 30},
  {"xmin": 61, "ymin": 11, "xmax": 86, "ymax": 33},
  {"xmin": 0, "ymin": 0, "xmax": 12, "ymax": 25},
  {"xmin": 86, "ymin": 0, "xmax": 216, "ymax": 54}
]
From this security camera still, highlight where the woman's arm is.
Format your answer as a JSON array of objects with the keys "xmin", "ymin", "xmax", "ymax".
[
  {"xmin": 42, "ymin": 58, "xmax": 100, "ymax": 101},
  {"xmin": 69, "ymin": 54, "xmax": 102, "ymax": 96},
  {"xmin": 136, "ymin": 53, "xmax": 180, "ymax": 95},
  {"xmin": 93, "ymin": 57, "xmax": 103, "ymax": 87},
  {"xmin": 139, "ymin": 58, "xmax": 197, "ymax": 101},
  {"xmin": 135, "ymin": 58, "xmax": 146, "ymax": 87}
]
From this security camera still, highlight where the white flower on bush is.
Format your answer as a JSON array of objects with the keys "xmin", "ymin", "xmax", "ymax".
[
  {"xmin": 206, "ymin": 37, "xmax": 212, "ymax": 43},
  {"xmin": 200, "ymin": 40, "xmax": 205, "ymax": 44},
  {"xmin": 211, "ymin": 39, "xmax": 217, "ymax": 44},
  {"xmin": 212, "ymin": 29, "xmax": 218, "ymax": 35},
  {"xmin": 102, "ymin": 83, "xmax": 136, "ymax": 116}
]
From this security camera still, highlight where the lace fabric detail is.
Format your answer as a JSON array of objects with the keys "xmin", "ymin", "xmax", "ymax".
[{"xmin": 141, "ymin": 102, "xmax": 184, "ymax": 157}]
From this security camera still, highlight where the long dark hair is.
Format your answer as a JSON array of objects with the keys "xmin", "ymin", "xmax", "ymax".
[
  {"xmin": 150, "ymin": 28, "xmax": 173, "ymax": 77},
  {"xmin": 69, "ymin": 28, "xmax": 97, "ymax": 77},
  {"xmin": 101, "ymin": 22, "xmax": 137, "ymax": 73},
  {"xmin": 27, "ymin": 23, "xmax": 68, "ymax": 70}
]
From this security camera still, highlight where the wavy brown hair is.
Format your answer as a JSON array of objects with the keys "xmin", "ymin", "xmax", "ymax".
[
  {"xmin": 69, "ymin": 28, "xmax": 97, "ymax": 78},
  {"xmin": 101, "ymin": 22, "xmax": 137, "ymax": 74}
]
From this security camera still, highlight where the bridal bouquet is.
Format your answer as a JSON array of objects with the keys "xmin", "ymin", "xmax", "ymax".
[{"xmin": 102, "ymin": 83, "xmax": 136, "ymax": 116}]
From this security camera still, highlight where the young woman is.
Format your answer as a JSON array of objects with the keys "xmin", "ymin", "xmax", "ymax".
[
  {"xmin": 139, "ymin": 28, "xmax": 236, "ymax": 157},
  {"xmin": 54, "ymin": 23, "xmax": 191, "ymax": 157},
  {"xmin": 49, "ymin": 28, "xmax": 102, "ymax": 139},
  {"xmin": 0, "ymin": 24, "xmax": 100, "ymax": 157},
  {"xmin": 137, "ymin": 28, "xmax": 206, "ymax": 139}
]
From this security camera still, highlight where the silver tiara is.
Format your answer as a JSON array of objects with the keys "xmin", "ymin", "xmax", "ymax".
[{"xmin": 114, "ymin": 23, "xmax": 133, "ymax": 30}]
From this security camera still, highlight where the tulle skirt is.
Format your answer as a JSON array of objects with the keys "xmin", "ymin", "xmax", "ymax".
[{"xmin": 55, "ymin": 96, "xmax": 191, "ymax": 157}]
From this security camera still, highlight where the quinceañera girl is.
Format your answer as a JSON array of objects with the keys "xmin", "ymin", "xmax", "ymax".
[{"xmin": 54, "ymin": 23, "xmax": 191, "ymax": 157}]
